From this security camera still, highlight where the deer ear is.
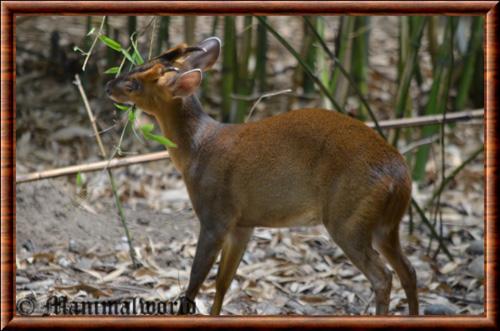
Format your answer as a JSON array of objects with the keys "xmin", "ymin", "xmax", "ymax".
[
  {"xmin": 184, "ymin": 37, "xmax": 221, "ymax": 71},
  {"xmin": 172, "ymin": 69, "xmax": 202, "ymax": 98}
]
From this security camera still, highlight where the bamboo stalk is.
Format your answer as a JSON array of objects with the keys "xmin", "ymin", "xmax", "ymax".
[
  {"xmin": 17, "ymin": 109, "xmax": 482, "ymax": 184},
  {"xmin": 391, "ymin": 17, "xmax": 427, "ymax": 145},
  {"xmin": 304, "ymin": 16, "xmax": 384, "ymax": 137},
  {"xmin": 302, "ymin": 16, "xmax": 317, "ymax": 97},
  {"xmin": 74, "ymin": 74, "xmax": 139, "ymax": 268},
  {"xmin": 184, "ymin": 16, "xmax": 197, "ymax": 45},
  {"xmin": 148, "ymin": 17, "xmax": 157, "ymax": 61},
  {"xmin": 413, "ymin": 18, "xmax": 458, "ymax": 181},
  {"xmin": 74, "ymin": 75, "xmax": 107, "ymax": 157},
  {"xmin": 427, "ymin": 145, "xmax": 484, "ymax": 208},
  {"xmin": 352, "ymin": 17, "xmax": 370, "ymax": 120},
  {"xmin": 257, "ymin": 16, "xmax": 342, "ymax": 114},
  {"xmin": 221, "ymin": 16, "xmax": 236, "ymax": 122},
  {"xmin": 455, "ymin": 17, "xmax": 483, "ymax": 111},
  {"xmin": 84, "ymin": 17, "xmax": 93, "ymax": 50},
  {"xmin": 254, "ymin": 16, "xmax": 268, "ymax": 93},
  {"xmin": 233, "ymin": 16, "xmax": 254, "ymax": 123},
  {"xmin": 411, "ymin": 198, "xmax": 453, "ymax": 261},
  {"xmin": 156, "ymin": 16, "xmax": 170, "ymax": 55},
  {"xmin": 127, "ymin": 16, "xmax": 137, "ymax": 47},
  {"xmin": 330, "ymin": 16, "xmax": 355, "ymax": 110}
]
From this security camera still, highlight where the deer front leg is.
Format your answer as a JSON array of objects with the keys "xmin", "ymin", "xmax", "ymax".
[
  {"xmin": 178, "ymin": 223, "xmax": 228, "ymax": 314},
  {"xmin": 210, "ymin": 226, "xmax": 253, "ymax": 315}
]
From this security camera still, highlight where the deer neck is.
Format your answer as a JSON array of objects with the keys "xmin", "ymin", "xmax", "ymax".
[{"xmin": 153, "ymin": 95, "xmax": 218, "ymax": 174}]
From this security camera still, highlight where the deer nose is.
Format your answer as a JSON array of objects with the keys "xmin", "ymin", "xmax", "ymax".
[{"xmin": 105, "ymin": 81, "xmax": 113, "ymax": 96}]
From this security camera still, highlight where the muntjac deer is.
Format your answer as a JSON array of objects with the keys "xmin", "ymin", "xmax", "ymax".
[{"xmin": 105, "ymin": 37, "xmax": 418, "ymax": 315}]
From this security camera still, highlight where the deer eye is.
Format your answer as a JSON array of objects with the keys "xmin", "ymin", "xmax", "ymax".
[{"xmin": 125, "ymin": 79, "xmax": 142, "ymax": 92}]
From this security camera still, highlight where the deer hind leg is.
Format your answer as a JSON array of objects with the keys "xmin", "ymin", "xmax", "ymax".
[
  {"xmin": 328, "ymin": 226, "xmax": 393, "ymax": 314},
  {"xmin": 324, "ymin": 192, "xmax": 393, "ymax": 314},
  {"xmin": 374, "ymin": 228, "xmax": 419, "ymax": 315},
  {"xmin": 211, "ymin": 226, "xmax": 253, "ymax": 315}
]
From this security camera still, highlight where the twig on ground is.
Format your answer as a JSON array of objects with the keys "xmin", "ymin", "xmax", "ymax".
[{"xmin": 16, "ymin": 151, "xmax": 170, "ymax": 184}]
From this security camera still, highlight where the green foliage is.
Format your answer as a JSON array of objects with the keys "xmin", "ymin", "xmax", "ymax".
[
  {"xmin": 413, "ymin": 17, "xmax": 458, "ymax": 181},
  {"xmin": 114, "ymin": 103, "xmax": 131, "ymax": 111},
  {"xmin": 104, "ymin": 67, "xmax": 120, "ymax": 74},
  {"xmin": 76, "ymin": 172, "xmax": 84, "ymax": 188},
  {"xmin": 76, "ymin": 22, "xmax": 178, "ymax": 150},
  {"xmin": 257, "ymin": 16, "xmax": 342, "ymax": 113},
  {"xmin": 391, "ymin": 17, "xmax": 427, "ymax": 146},
  {"xmin": 98, "ymin": 34, "xmax": 139, "ymax": 66},
  {"xmin": 120, "ymin": 48, "xmax": 136, "ymax": 65},
  {"xmin": 140, "ymin": 124, "xmax": 177, "ymax": 148},
  {"xmin": 84, "ymin": 15, "xmax": 484, "ymax": 180},
  {"xmin": 130, "ymin": 34, "xmax": 144, "ymax": 65},
  {"xmin": 455, "ymin": 17, "xmax": 483, "ymax": 110},
  {"xmin": 302, "ymin": 16, "xmax": 318, "ymax": 96},
  {"xmin": 99, "ymin": 35, "xmax": 122, "ymax": 51},
  {"xmin": 128, "ymin": 109, "xmax": 136, "ymax": 122},
  {"xmin": 303, "ymin": 16, "xmax": 384, "ymax": 137}
]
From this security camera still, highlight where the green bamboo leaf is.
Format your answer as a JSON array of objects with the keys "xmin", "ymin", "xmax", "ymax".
[
  {"xmin": 140, "ymin": 123, "xmax": 154, "ymax": 134},
  {"xmin": 128, "ymin": 109, "xmax": 136, "ymax": 122},
  {"xmin": 99, "ymin": 35, "xmax": 122, "ymax": 51},
  {"xmin": 76, "ymin": 172, "xmax": 83, "ymax": 187},
  {"xmin": 132, "ymin": 51, "xmax": 144, "ymax": 65},
  {"xmin": 121, "ymin": 48, "xmax": 136, "ymax": 65},
  {"xmin": 105, "ymin": 67, "xmax": 120, "ymax": 74},
  {"xmin": 87, "ymin": 27, "xmax": 96, "ymax": 36},
  {"xmin": 140, "ymin": 124, "xmax": 177, "ymax": 148},
  {"xmin": 144, "ymin": 132, "xmax": 177, "ymax": 148},
  {"xmin": 114, "ymin": 103, "xmax": 131, "ymax": 111},
  {"xmin": 130, "ymin": 37, "xmax": 144, "ymax": 65}
]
